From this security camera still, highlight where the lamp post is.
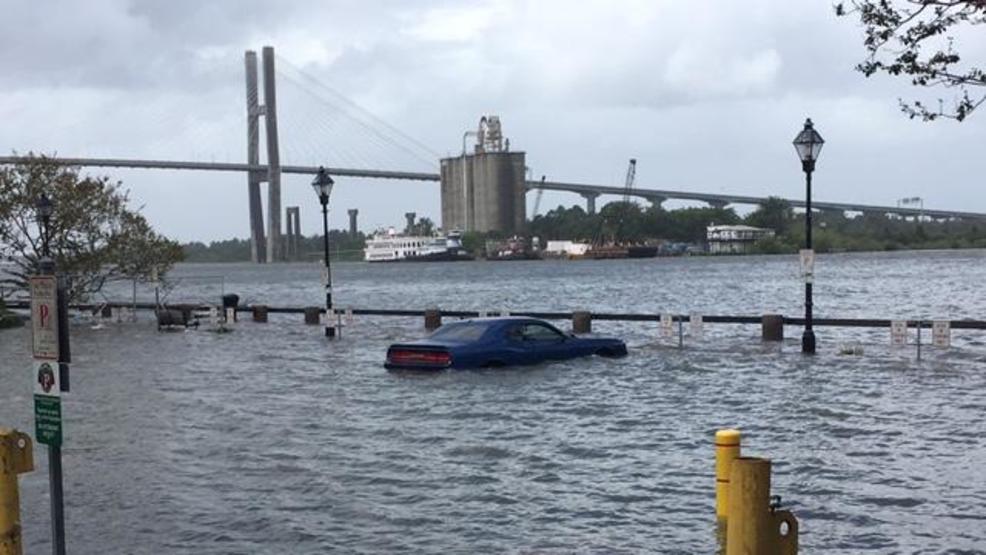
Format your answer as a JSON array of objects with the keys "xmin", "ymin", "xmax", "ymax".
[
  {"xmin": 34, "ymin": 192, "xmax": 68, "ymax": 555},
  {"xmin": 793, "ymin": 118, "xmax": 824, "ymax": 354},
  {"xmin": 36, "ymin": 192, "xmax": 54, "ymax": 269},
  {"xmin": 312, "ymin": 167, "xmax": 336, "ymax": 338}
]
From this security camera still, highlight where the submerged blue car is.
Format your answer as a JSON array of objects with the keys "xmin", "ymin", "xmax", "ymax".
[{"xmin": 385, "ymin": 317, "xmax": 627, "ymax": 371}]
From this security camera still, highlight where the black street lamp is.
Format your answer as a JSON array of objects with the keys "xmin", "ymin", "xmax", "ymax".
[
  {"xmin": 36, "ymin": 192, "xmax": 54, "ymax": 272},
  {"xmin": 312, "ymin": 167, "xmax": 336, "ymax": 338},
  {"xmin": 36, "ymin": 192, "xmax": 53, "ymax": 254},
  {"xmin": 793, "ymin": 118, "xmax": 824, "ymax": 354}
]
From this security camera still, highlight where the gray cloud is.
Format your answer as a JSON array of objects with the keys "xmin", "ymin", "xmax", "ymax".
[{"xmin": 1, "ymin": 0, "xmax": 984, "ymax": 242}]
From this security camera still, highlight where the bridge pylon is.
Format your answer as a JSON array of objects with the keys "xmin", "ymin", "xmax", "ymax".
[
  {"xmin": 243, "ymin": 46, "xmax": 284, "ymax": 263},
  {"xmin": 244, "ymin": 50, "xmax": 267, "ymax": 263},
  {"xmin": 261, "ymin": 46, "xmax": 283, "ymax": 263}
]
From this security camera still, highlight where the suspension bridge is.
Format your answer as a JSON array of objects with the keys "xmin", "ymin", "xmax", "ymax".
[{"xmin": 2, "ymin": 46, "xmax": 982, "ymax": 263}]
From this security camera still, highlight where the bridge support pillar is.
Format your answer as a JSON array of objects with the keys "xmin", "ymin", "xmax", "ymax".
[
  {"xmin": 285, "ymin": 207, "xmax": 300, "ymax": 260},
  {"xmin": 348, "ymin": 209, "xmax": 359, "ymax": 237},
  {"xmin": 405, "ymin": 212, "xmax": 416, "ymax": 234},
  {"xmin": 582, "ymin": 193, "xmax": 599, "ymax": 214},
  {"xmin": 244, "ymin": 50, "xmax": 267, "ymax": 263},
  {"xmin": 708, "ymin": 200, "xmax": 729, "ymax": 210},
  {"xmin": 262, "ymin": 46, "xmax": 283, "ymax": 263}
]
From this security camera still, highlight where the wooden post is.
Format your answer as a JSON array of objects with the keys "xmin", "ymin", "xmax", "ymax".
[
  {"xmin": 252, "ymin": 305, "xmax": 268, "ymax": 323},
  {"xmin": 572, "ymin": 311, "xmax": 592, "ymax": 334},
  {"xmin": 0, "ymin": 429, "xmax": 33, "ymax": 555},
  {"xmin": 726, "ymin": 457, "xmax": 799, "ymax": 555},
  {"xmin": 762, "ymin": 314, "xmax": 784, "ymax": 342},
  {"xmin": 424, "ymin": 309, "xmax": 442, "ymax": 331},
  {"xmin": 304, "ymin": 307, "xmax": 320, "ymax": 325}
]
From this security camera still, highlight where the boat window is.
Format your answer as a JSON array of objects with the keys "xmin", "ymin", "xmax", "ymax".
[
  {"xmin": 429, "ymin": 322, "xmax": 490, "ymax": 341},
  {"xmin": 521, "ymin": 323, "xmax": 566, "ymax": 342}
]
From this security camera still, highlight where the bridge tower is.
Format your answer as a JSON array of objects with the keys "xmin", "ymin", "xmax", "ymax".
[
  {"xmin": 244, "ymin": 50, "xmax": 266, "ymax": 263},
  {"xmin": 261, "ymin": 47, "xmax": 283, "ymax": 263},
  {"xmin": 244, "ymin": 46, "xmax": 284, "ymax": 263}
]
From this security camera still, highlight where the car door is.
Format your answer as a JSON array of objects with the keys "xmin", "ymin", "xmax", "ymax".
[
  {"xmin": 519, "ymin": 323, "xmax": 570, "ymax": 363},
  {"xmin": 502, "ymin": 323, "xmax": 539, "ymax": 365}
]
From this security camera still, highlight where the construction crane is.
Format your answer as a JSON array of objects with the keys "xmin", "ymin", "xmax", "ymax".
[
  {"xmin": 623, "ymin": 158, "xmax": 636, "ymax": 204},
  {"xmin": 614, "ymin": 158, "xmax": 637, "ymax": 243}
]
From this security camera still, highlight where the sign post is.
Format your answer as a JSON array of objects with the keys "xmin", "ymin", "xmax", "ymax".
[
  {"xmin": 660, "ymin": 313, "xmax": 674, "ymax": 339},
  {"xmin": 932, "ymin": 320, "xmax": 951, "ymax": 348},
  {"xmin": 799, "ymin": 249, "xmax": 815, "ymax": 284},
  {"xmin": 890, "ymin": 320, "xmax": 908, "ymax": 346},
  {"xmin": 29, "ymin": 274, "xmax": 68, "ymax": 555}
]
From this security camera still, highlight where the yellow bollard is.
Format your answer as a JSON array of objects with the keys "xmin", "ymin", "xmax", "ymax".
[
  {"xmin": 726, "ymin": 457, "xmax": 798, "ymax": 555},
  {"xmin": 0, "ymin": 428, "xmax": 34, "ymax": 555},
  {"xmin": 715, "ymin": 428, "xmax": 742, "ymax": 521}
]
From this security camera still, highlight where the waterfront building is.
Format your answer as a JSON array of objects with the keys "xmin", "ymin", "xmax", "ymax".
[{"xmin": 706, "ymin": 225, "xmax": 775, "ymax": 254}]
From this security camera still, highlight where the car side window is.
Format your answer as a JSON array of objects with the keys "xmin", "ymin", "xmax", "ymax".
[
  {"xmin": 522, "ymin": 323, "xmax": 565, "ymax": 342},
  {"xmin": 506, "ymin": 325, "xmax": 524, "ymax": 342}
]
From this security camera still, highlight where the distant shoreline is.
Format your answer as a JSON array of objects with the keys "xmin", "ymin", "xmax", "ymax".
[{"xmin": 176, "ymin": 245, "xmax": 986, "ymax": 264}]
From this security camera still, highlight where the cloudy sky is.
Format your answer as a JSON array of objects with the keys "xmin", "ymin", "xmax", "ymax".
[{"xmin": 2, "ymin": 0, "xmax": 984, "ymax": 242}]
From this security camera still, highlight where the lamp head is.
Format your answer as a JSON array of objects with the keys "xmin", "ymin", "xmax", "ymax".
[
  {"xmin": 36, "ymin": 192, "xmax": 54, "ymax": 220},
  {"xmin": 311, "ymin": 166, "xmax": 334, "ymax": 204},
  {"xmin": 793, "ymin": 118, "xmax": 824, "ymax": 170}
]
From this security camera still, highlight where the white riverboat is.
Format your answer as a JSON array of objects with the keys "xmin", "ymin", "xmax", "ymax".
[{"xmin": 364, "ymin": 230, "xmax": 474, "ymax": 263}]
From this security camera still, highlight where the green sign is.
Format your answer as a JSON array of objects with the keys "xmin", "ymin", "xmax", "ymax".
[{"xmin": 34, "ymin": 394, "xmax": 62, "ymax": 446}]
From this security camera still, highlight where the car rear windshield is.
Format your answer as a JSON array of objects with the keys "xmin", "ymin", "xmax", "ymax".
[{"xmin": 429, "ymin": 322, "xmax": 490, "ymax": 341}]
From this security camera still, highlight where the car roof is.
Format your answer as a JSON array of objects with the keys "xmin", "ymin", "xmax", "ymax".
[{"xmin": 451, "ymin": 317, "xmax": 555, "ymax": 326}]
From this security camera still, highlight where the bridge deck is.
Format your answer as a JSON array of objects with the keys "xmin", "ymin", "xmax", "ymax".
[{"xmin": 1, "ymin": 155, "xmax": 980, "ymax": 220}]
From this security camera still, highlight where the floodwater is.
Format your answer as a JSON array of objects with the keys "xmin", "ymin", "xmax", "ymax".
[{"xmin": 1, "ymin": 250, "xmax": 985, "ymax": 553}]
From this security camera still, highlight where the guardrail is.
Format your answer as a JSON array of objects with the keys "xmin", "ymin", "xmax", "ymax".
[{"xmin": 6, "ymin": 300, "xmax": 985, "ymax": 328}]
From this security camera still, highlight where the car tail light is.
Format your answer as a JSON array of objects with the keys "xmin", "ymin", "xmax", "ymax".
[{"xmin": 388, "ymin": 349, "xmax": 452, "ymax": 367}]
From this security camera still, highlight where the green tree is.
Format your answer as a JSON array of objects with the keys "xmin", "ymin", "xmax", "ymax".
[
  {"xmin": 668, "ymin": 207, "xmax": 740, "ymax": 242},
  {"xmin": 0, "ymin": 155, "xmax": 183, "ymax": 301},
  {"xmin": 836, "ymin": 1, "xmax": 986, "ymax": 121},
  {"xmin": 414, "ymin": 217, "xmax": 436, "ymax": 236},
  {"xmin": 745, "ymin": 196, "xmax": 794, "ymax": 234}
]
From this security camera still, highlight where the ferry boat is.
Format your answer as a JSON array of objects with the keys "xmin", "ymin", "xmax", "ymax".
[
  {"xmin": 364, "ymin": 230, "xmax": 474, "ymax": 263},
  {"xmin": 484, "ymin": 236, "xmax": 542, "ymax": 261}
]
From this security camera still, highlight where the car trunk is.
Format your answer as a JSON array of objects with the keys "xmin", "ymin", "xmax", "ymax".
[{"xmin": 385, "ymin": 344, "xmax": 453, "ymax": 370}]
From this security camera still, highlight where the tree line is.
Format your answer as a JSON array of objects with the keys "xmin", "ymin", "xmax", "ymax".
[
  {"xmin": 527, "ymin": 198, "xmax": 986, "ymax": 254},
  {"xmin": 183, "ymin": 231, "xmax": 368, "ymax": 263}
]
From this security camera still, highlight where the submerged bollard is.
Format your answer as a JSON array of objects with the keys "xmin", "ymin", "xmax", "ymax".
[
  {"xmin": 726, "ymin": 457, "xmax": 798, "ymax": 555},
  {"xmin": 572, "ymin": 311, "xmax": 592, "ymax": 334},
  {"xmin": 303, "ymin": 307, "xmax": 321, "ymax": 325},
  {"xmin": 762, "ymin": 315, "xmax": 784, "ymax": 342},
  {"xmin": 716, "ymin": 429, "xmax": 742, "ymax": 521},
  {"xmin": 424, "ymin": 309, "xmax": 442, "ymax": 331},
  {"xmin": 252, "ymin": 305, "xmax": 268, "ymax": 323},
  {"xmin": 0, "ymin": 428, "xmax": 33, "ymax": 555}
]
